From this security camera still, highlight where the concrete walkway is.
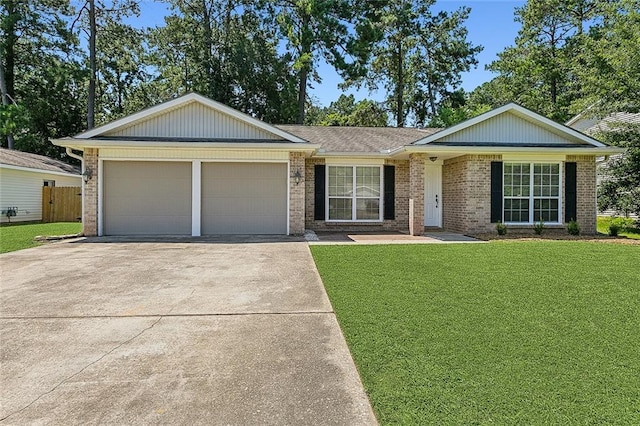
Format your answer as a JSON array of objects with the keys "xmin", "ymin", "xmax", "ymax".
[
  {"xmin": 0, "ymin": 239, "xmax": 376, "ymax": 425},
  {"xmin": 308, "ymin": 231, "xmax": 483, "ymax": 245}
]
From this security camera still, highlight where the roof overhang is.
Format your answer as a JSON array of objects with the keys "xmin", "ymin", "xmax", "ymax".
[
  {"xmin": 405, "ymin": 145, "xmax": 625, "ymax": 156},
  {"xmin": 51, "ymin": 137, "xmax": 320, "ymax": 152},
  {"xmin": 0, "ymin": 163, "xmax": 81, "ymax": 177}
]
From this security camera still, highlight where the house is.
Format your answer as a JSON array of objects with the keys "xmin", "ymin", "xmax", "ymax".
[
  {"xmin": 51, "ymin": 93, "xmax": 623, "ymax": 237},
  {"xmin": 567, "ymin": 111, "xmax": 639, "ymax": 218},
  {"xmin": 0, "ymin": 148, "xmax": 81, "ymax": 223}
]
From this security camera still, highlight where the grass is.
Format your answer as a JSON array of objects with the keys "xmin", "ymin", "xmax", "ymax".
[
  {"xmin": 597, "ymin": 216, "xmax": 640, "ymax": 240},
  {"xmin": 0, "ymin": 222, "xmax": 82, "ymax": 253},
  {"xmin": 311, "ymin": 242, "xmax": 640, "ymax": 424}
]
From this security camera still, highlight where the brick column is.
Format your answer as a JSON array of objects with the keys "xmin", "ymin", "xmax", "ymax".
[
  {"xmin": 289, "ymin": 152, "xmax": 306, "ymax": 235},
  {"xmin": 83, "ymin": 148, "xmax": 99, "ymax": 236},
  {"xmin": 409, "ymin": 153, "xmax": 425, "ymax": 235},
  {"xmin": 567, "ymin": 155, "xmax": 597, "ymax": 234}
]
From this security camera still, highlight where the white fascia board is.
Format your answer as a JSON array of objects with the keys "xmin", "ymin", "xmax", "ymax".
[
  {"xmin": 413, "ymin": 103, "xmax": 606, "ymax": 147},
  {"xmin": 406, "ymin": 145, "xmax": 625, "ymax": 155},
  {"xmin": 51, "ymin": 138, "xmax": 319, "ymax": 152},
  {"xmin": 0, "ymin": 163, "xmax": 81, "ymax": 177},
  {"xmin": 72, "ymin": 93, "xmax": 307, "ymax": 143}
]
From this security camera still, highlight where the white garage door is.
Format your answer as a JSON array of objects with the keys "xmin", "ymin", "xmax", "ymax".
[
  {"xmin": 103, "ymin": 161, "xmax": 192, "ymax": 235},
  {"xmin": 201, "ymin": 163, "xmax": 287, "ymax": 235}
]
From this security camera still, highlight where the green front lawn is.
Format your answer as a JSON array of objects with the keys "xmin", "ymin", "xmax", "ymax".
[
  {"xmin": 312, "ymin": 242, "xmax": 640, "ymax": 424},
  {"xmin": 0, "ymin": 222, "xmax": 82, "ymax": 253},
  {"xmin": 597, "ymin": 216, "xmax": 640, "ymax": 240}
]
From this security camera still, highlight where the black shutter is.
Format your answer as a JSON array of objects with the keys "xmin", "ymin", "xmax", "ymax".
[
  {"xmin": 565, "ymin": 162, "xmax": 577, "ymax": 223},
  {"xmin": 314, "ymin": 165, "xmax": 325, "ymax": 220},
  {"xmin": 490, "ymin": 161, "xmax": 503, "ymax": 223},
  {"xmin": 383, "ymin": 165, "xmax": 395, "ymax": 220}
]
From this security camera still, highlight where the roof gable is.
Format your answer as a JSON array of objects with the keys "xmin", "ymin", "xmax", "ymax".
[
  {"xmin": 414, "ymin": 103, "xmax": 605, "ymax": 147},
  {"xmin": 75, "ymin": 93, "xmax": 305, "ymax": 143}
]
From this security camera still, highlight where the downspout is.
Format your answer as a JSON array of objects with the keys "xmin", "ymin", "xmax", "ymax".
[{"xmin": 66, "ymin": 147, "xmax": 85, "ymax": 231}]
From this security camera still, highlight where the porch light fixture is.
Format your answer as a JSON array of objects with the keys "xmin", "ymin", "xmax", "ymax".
[
  {"xmin": 429, "ymin": 156, "xmax": 438, "ymax": 162},
  {"xmin": 293, "ymin": 170, "xmax": 302, "ymax": 185},
  {"xmin": 83, "ymin": 167, "xmax": 93, "ymax": 183}
]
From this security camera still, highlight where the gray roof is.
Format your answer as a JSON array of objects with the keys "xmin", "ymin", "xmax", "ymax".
[
  {"xmin": 0, "ymin": 148, "xmax": 80, "ymax": 174},
  {"xmin": 277, "ymin": 125, "xmax": 440, "ymax": 152},
  {"xmin": 584, "ymin": 112, "xmax": 640, "ymax": 135}
]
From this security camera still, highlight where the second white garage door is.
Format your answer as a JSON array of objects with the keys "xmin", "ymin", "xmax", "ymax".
[{"xmin": 201, "ymin": 163, "xmax": 288, "ymax": 235}]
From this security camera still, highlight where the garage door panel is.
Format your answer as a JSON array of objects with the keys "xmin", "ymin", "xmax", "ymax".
[
  {"xmin": 104, "ymin": 161, "xmax": 192, "ymax": 235},
  {"xmin": 201, "ymin": 163, "xmax": 287, "ymax": 235}
]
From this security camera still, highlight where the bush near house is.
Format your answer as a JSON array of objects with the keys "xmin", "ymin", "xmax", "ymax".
[{"xmin": 312, "ymin": 243, "xmax": 640, "ymax": 424}]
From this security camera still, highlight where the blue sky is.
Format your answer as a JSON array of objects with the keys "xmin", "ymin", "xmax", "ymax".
[{"xmin": 127, "ymin": 0, "xmax": 526, "ymax": 106}]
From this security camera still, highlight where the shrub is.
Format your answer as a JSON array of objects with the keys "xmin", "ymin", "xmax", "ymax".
[
  {"xmin": 496, "ymin": 221, "xmax": 507, "ymax": 235},
  {"xmin": 567, "ymin": 219, "xmax": 580, "ymax": 236},
  {"xmin": 533, "ymin": 221, "xmax": 544, "ymax": 235},
  {"xmin": 609, "ymin": 222, "xmax": 620, "ymax": 236}
]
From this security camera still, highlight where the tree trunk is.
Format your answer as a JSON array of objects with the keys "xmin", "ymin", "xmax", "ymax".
[
  {"xmin": 201, "ymin": 0, "xmax": 213, "ymax": 96},
  {"xmin": 87, "ymin": 0, "xmax": 96, "ymax": 130},
  {"xmin": 396, "ymin": 42, "xmax": 404, "ymax": 128},
  {"xmin": 296, "ymin": 68, "xmax": 307, "ymax": 124},
  {"xmin": 0, "ymin": 58, "xmax": 15, "ymax": 149}
]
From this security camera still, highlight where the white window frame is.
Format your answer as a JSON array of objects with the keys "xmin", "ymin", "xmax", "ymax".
[
  {"xmin": 326, "ymin": 165, "xmax": 384, "ymax": 222},
  {"xmin": 503, "ymin": 162, "xmax": 563, "ymax": 225}
]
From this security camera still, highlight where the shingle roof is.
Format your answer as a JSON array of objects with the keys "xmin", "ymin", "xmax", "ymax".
[
  {"xmin": 276, "ymin": 125, "xmax": 440, "ymax": 152},
  {"xmin": 585, "ymin": 112, "xmax": 640, "ymax": 134},
  {"xmin": 0, "ymin": 148, "xmax": 80, "ymax": 174}
]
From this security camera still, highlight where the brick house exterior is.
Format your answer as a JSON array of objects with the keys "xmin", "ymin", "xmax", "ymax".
[{"xmin": 53, "ymin": 95, "xmax": 621, "ymax": 237}]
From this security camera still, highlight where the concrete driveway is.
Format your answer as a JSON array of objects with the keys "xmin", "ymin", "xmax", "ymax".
[{"xmin": 0, "ymin": 238, "xmax": 376, "ymax": 425}]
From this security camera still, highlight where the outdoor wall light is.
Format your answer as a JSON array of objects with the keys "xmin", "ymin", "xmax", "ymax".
[
  {"xmin": 83, "ymin": 167, "xmax": 93, "ymax": 183},
  {"xmin": 293, "ymin": 170, "xmax": 302, "ymax": 185},
  {"xmin": 429, "ymin": 156, "xmax": 438, "ymax": 162}
]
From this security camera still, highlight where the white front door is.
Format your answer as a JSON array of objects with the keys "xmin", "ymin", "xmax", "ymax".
[{"xmin": 424, "ymin": 163, "xmax": 442, "ymax": 227}]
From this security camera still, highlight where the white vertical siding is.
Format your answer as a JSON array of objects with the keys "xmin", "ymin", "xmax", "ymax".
[
  {"xmin": 437, "ymin": 112, "xmax": 574, "ymax": 144},
  {"xmin": 104, "ymin": 102, "xmax": 280, "ymax": 140},
  {"xmin": 0, "ymin": 168, "xmax": 81, "ymax": 223}
]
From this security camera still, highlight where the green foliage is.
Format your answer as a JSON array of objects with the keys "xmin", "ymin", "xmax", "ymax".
[
  {"xmin": 348, "ymin": 0, "xmax": 482, "ymax": 127},
  {"xmin": 597, "ymin": 216, "xmax": 640, "ymax": 240},
  {"xmin": 567, "ymin": 219, "xmax": 580, "ymax": 235},
  {"xmin": 496, "ymin": 221, "xmax": 507, "ymax": 235},
  {"xmin": 595, "ymin": 123, "xmax": 640, "ymax": 216},
  {"xmin": 305, "ymin": 94, "xmax": 388, "ymax": 126},
  {"xmin": 534, "ymin": 220, "xmax": 545, "ymax": 235},
  {"xmin": 311, "ymin": 243, "xmax": 640, "ymax": 424},
  {"xmin": 270, "ymin": 0, "xmax": 376, "ymax": 123},
  {"xmin": 0, "ymin": 222, "xmax": 82, "ymax": 253}
]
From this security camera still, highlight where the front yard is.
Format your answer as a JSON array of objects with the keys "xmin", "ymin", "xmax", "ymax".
[
  {"xmin": 311, "ymin": 242, "xmax": 640, "ymax": 424},
  {"xmin": 0, "ymin": 222, "xmax": 82, "ymax": 253}
]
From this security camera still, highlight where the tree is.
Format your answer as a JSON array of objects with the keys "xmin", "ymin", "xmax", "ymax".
[
  {"xmin": 0, "ymin": 0, "xmax": 85, "ymax": 158},
  {"xmin": 72, "ymin": 0, "xmax": 140, "ymax": 129},
  {"xmin": 349, "ymin": 0, "xmax": 481, "ymax": 127},
  {"xmin": 485, "ymin": 0, "xmax": 607, "ymax": 122},
  {"xmin": 305, "ymin": 94, "xmax": 388, "ymax": 126},
  {"xmin": 595, "ymin": 123, "xmax": 640, "ymax": 217},
  {"xmin": 148, "ymin": 0, "xmax": 298, "ymax": 123},
  {"xmin": 571, "ymin": 0, "xmax": 640, "ymax": 115},
  {"xmin": 269, "ymin": 0, "xmax": 376, "ymax": 123}
]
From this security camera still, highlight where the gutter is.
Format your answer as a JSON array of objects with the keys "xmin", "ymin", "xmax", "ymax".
[{"xmin": 53, "ymin": 138, "xmax": 320, "ymax": 152}]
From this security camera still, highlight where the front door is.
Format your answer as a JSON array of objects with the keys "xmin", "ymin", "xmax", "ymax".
[{"xmin": 424, "ymin": 163, "xmax": 442, "ymax": 227}]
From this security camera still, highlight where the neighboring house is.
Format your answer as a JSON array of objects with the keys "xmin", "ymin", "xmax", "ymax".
[
  {"xmin": 0, "ymin": 148, "xmax": 81, "ymax": 223},
  {"xmin": 52, "ymin": 93, "xmax": 622, "ymax": 237},
  {"xmin": 567, "ymin": 111, "xmax": 640, "ymax": 218}
]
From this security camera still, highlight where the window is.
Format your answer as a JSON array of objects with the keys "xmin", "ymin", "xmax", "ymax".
[
  {"xmin": 503, "ymin": 163, "xmax": 561, "ymax": 223},
  {"xmin": 327, "ymin": 166, "xmax": 382, "ymax": 221},
  {"xmin": 43, "ymin": 180, "xmax": 55, "ymax": 187}
]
